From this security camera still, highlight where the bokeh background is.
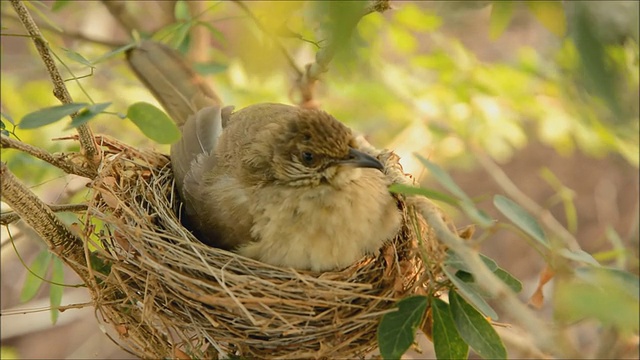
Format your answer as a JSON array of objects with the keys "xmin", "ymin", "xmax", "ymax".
[{"xmin": 1, "ymin": 1, "xmax": 638, "ymax": 358}]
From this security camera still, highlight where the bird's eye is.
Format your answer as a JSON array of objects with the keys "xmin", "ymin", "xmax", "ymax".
[{"xmin": 300, "ymin": 151, "xmax": 315, "ymax": 166}]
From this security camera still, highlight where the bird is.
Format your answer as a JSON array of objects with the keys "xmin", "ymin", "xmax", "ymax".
[{"xmin": 126, "ymin": 41, "xmax": 402, "ymax": 272}]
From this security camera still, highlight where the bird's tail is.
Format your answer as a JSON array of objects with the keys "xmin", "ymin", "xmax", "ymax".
[{"xmin": 125, "ymin": 40, "xmax": 221, "ymax": 126}]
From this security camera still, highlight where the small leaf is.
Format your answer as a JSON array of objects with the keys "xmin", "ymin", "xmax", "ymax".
[
  {"xmin": 193, "ymin": 61, "xmax": 229, "ymax": 75},
  {"xmin": 446, "ymin": 250, "xmax": 499, "ymax": 273},
  {"xmin": 90, "ymin": 43, "xmax": 136, "ymax": 65},
  {"xmin": 174, "ymin": 0, "xmax": 191, "ymax": 21},
  {"xmin": 417, "ymin": 155, "xmax": 469, "ymax": 200},
  {"xmin": 19, "ymin": 103, "xmax": 89, "ymax": 129},
  {"xmin": 62, "ymin": 48, "xmax": 93, "ymax": 67},
  {"xmin": 49, "ymin": 257, "xmax": 64, "ymax": 324},
  {"xmin": 493, "ymin": 195, "xmax": 548, "ymax": 248},
  {"xmin": 68, "ymin": 102, "xmax": 112, "ymax": 128},
  {"xmin": 443, "ymin": 267, "xmax": 498, "ymax": 320},
  {"xmin": 489, "ymin": 1, "xmax": 515, "ymax": 40},
  {"xmin": 493, "ymin": 267, "xmax": 523, "ymax": 293},
  {"xmin": 20, "ymin": 250, "xmax": 52, "ymax": 303},
  {"xmin": 378, "ymin": 295, "xmax": 429, "ymax": 360},
  {"xmin": 1, "ymin": 111, "xmax": 15, "ymax": 125},
  {"xmin": 526, "ymin": 1, "xmax": 566, "ymax": 37},
  {"xmin": 432, "ymin": 298, "xmax": 469, "ymax": 360},
  {"xmin": 450, "ymin": 291, "xmax": 507, "ymax": 359},
  {"xmin": 388, "ymin": 183, "xmax": 459, "ymax": 206},
  {"xmin": 558, "ymin": 248, "xmax": 599, "ymax": 266},
  {"xmin": 51, "ymin": 0, "xmax": 71, "ymax": 11},
  {"xmin": 126, "ymin": 102, "xmax": 181, "ymax": 144}
]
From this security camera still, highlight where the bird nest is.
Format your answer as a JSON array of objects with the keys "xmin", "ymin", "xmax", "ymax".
[{"xmin": 79, "ymin": 135, "xmax": 449, "ymax": 359}]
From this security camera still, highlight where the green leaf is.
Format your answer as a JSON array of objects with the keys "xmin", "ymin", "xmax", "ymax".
[
  {"xmin": 51, "ymin": 0, "xmax": 71, "ymax": 11},
  {"xmin": 558, "ymin": 248, "xmax": 599, "ymax": 266},
  {"xmin": 62, "ymin": 48, "xmax": 93, "ymax": 67},
  {"xmin": 450, "ymin": 291, "xmax": 507, "ymax": 359},
  {"xmin": 489, "ymin": 1, "xmax": 515, "ymax": 40},
  {"xmin": 20, "ymin": 250, "xmax": 52, "ymax": 303},
  {"xmin": 378, "ymin": 295, "xmax": 429, "ymax": 360},
  {"xmin": 388, "ymin": 183, "xmax": 459, "ymax": 206},
  {"xmin": 556, "ymin": 267, "xmax": 639, "ymax": 332},
  {"xmin": 459, "ymin": 201, "xmax": 494, "ymax": 228},
  {"xmin": 493, "ymin": 195, "xmax": 548, "ymax": 248},
  {"xmin": 90, "ymin": 43, "xmax": 136, "ymax": 65},
  {"xmin": 19, "ymin": 103, "xmax": 89, "ymax": 129},
  {"xmin": 174, "ymin": 0, "xmax": 191, "ymax": 21},
  {"xmin": 193, "ymin": 61, "xmax": 229, "ymax": 75},
  {"xmin": 49, "ymin": 257, "xmax": 64, "ymax": 324},
  {"xmin": 443, "ymin": 267, "xmax": 498, "ymax": 320},
  {"xmin": 432, "ymin": 298, "xmax": 469, "ymax": 360},
  {"xmin": 417, "ymin": 155, "xmax": 468, "ymax": 200},
  {"xmin": 1, "ymin": 111, "xmax": 15, "ymax": 125},
  {"xmin": 526, "ymin": 1, "xmax": 566, "ymax": 37},
  {"xmin": 445, "ymin": 250, "xmax": 498, "ymax": 273},
  {"xmin": 493, "ymin": 267, "xmax": 523, "ymax": 293},
  {"xmin": 68, "ymin": 102, "xmax": 112, "ymax": 128},
  {"xmin": 126, "ymin": 102, "xmax": 181, "ymax": 144}
]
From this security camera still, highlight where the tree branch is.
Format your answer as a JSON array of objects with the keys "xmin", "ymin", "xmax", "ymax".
[
  {"xmin": 1, "ymin": 134, "xmax": 97, "ymax": 179},
  {"xmin": 10, "ymin": 0, "xmax": 101, "ymax": 165},
  {"xmin": 475, "ymin": 152, "xmax": 583, "ymax": 252},
  {"xmin": 0, "ymin": 162, "xmax": 89, "ymax": 282},
  {"xmin": 1, "ymin": 204, "xmax": 88, "ymax": 226}
]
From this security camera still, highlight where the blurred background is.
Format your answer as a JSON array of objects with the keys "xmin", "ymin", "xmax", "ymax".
[{"xmin": 1, "ymin": 1, "xmax": 638, "ymax": 358}]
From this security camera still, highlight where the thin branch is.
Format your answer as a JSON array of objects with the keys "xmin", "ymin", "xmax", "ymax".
[
  {"xmin": 408, "ymin": 196, "xmax": 558, "ymax": 355},
  {"xmin": 1, "ymin": 204, "xmax": 88, "ymax": 225},
  {"xmin": 297, "ymin": 0, "xmax": 391, "ymax": 107},
  {"xmin": 1, "ymin": 12, "xmax": 126, "ymax": 48},
  {"xmin": 232, "ymin": 0, "xmax": 303, "ymax": 77},
  {"xmin": 10, "ymin": 0, "xmax": 101, "ymax": 165},
  {"xmin": 475, "ymin": 152, "xmax": 583, "ymax": 252},
  {"xmin": 0, "ymin": 162, "xmax": 89, "ymax": 282},
  {"xmin": 1, "ymin": 134, "xmax": 97, "ymax": 179}
]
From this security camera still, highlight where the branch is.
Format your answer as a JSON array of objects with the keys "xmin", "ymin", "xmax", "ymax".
[
  {"xmin": 1, "ymin": 12, "xmax": 126, "ymax": 48},
  {"xmin": 297, "ymin": 0, "xmax": 391, "ymax": 107},
  {"xmin": 1, "ymin": 134, "xmax": 97, "ymax": 179},
  {"xmin": 1, "ymin": 204, "xmax": 88, "ymax": 226},
  {"xmin": 0, "ymin": 162, "xmax": 89, "ymax": 282},
  {"xmin": 475, "ymin": 152, "xmax": 583, "ymax": 252},
  {"xmin": 10, "ymin": 0, "xmax": 101, "ymax": 165}
]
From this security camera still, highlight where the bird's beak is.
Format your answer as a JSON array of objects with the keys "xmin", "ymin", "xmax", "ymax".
[{"xmin": 340, "ymin": 148, "xmax": 384, "ymax": 171}]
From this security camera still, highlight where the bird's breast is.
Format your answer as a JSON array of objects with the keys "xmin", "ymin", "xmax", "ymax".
[{"xmin": 237, "ymin": 171, "xmax": 402, "ymax": 272}]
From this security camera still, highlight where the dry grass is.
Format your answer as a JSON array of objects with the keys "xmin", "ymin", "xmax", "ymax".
[{"xmin": 79, "ymin": 135, "xmax": 448, "ymax": 359}]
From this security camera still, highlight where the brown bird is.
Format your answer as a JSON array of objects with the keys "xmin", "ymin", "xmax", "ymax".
[{"xmin": 127, "ymin": 41, "xmax": 401, "ymax": 272}]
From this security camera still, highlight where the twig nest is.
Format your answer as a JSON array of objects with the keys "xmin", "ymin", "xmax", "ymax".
[{"xmin": 82, "ymin": 135, "xmax": 447, "ymax": 359}]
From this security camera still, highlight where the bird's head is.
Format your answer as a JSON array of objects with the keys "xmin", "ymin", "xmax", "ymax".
[{"xmin": 269, "ymin": 108, "xmax": 384, "ymax": 187}]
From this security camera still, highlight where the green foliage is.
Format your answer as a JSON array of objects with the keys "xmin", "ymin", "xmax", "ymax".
[
  {"xmin": 449, "ymin": 291, "xmax": 507, "ymax": 359},
  {"xmin": 19, "ymin": 103, "xmax": 88, "ymax": 129},
  {"xmin": 49, "ymin": 257, "xmax": 65, "ymax": 324},
  {"xmin": 20, "ymin": 250, "xmax": 53, "ymax": 303},
  {"xmin": 378, "ymin": 295, "xmax": 429, "ymax": 360},
  {"xmin": 432, "ymin": 298, "xmax": 469, "ymax": 360},
  {"xmin": 126, "ymin": 102, "xmax": 181, "ymax": 144},
  {"xmin": 493, "ymin": 195, "xmax": 548, "ymax": 248}
]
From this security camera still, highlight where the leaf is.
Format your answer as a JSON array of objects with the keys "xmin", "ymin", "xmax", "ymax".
[
  {"xmin": 557, "ymin": 248, "xmax": 600, "ymax": 266},
  {"xmin": 51, "ymin": 0, "xmax": 71, "ymax": 11},
  {"xmin": 174, "ymin": 0, "xmax": 191, "ymax": 21},
  {"xmin": 450, "ymin": 291, "xmax": 507, "ymax": 359},
  {"xmin": 62, "ymin": 48, "xmax": 93, "ymax": 67},
  {"xmin": 378, "ymin": 295, "xmax": 429, "ymax": 360},
  {"xmin": 526, "ymin": 1, "xmax": 566, "ymax": 37},
  {"xmin": 19, "ymin": 103, "xmax": 89, "ymax": 129},
  {"xmin": 555, "ymin": 267, "xmax": 639, "ymax": 332},
  {"xmin": 20, "ymin": 250, "xmax": 52, "ymax": 303},
  {"xmin": 126, "ymin": 102, "xmax": 181, "ymax": 144},
  {"xmin": 68, "ymin": 102, "xmax": 112, "ymax": 128},
  {"xmin": 417, "ymin": 155, "xmax": 468, "ymax": 200},
  {"xmin": 432, "ymin": 298, "xmax": 469, "ymax": 360},
  {"xmin": 388, "ymin": 183, "xmax": 459, "ymax": 206},
  {"xmin": 443, "ymin": 267, "xmax": 498, "ymax": 320},
  {"xmin": 493, "ymin": 267, "xmax": 522, "ymax": 293},
  {"xmin": 90, "ymin": 43, "xmax": 136, "ymax": 65},
  {"xmin": 193, "ymin": 61, "xmax": 229, "ymax": 75},
  {"xmin": 445, "ymin": 250, "xmax": 498, "ymax": 273},
  {"xmin": 1, "ymin": 111, "xmax": 15, "ymax": 125},
  {"xmin": 489, "ymin": 1, "xmax": 515, "ymax": 40},
  {"xmin": 493, "ymin": 195, "xmax": 548, "ymax": 248},
  {"xmin": 49, "ymin": 257, "xmax": 64, "ymax": 324}
]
